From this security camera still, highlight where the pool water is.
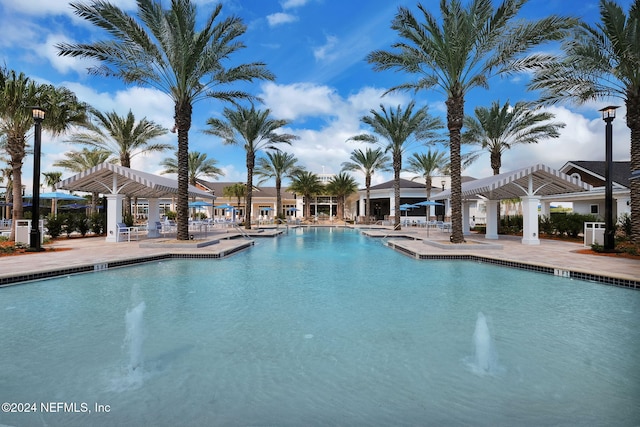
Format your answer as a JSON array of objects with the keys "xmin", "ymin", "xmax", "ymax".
[{"xmin": 1, "ymin": 227, "xmax": 639, "ymax": 426}]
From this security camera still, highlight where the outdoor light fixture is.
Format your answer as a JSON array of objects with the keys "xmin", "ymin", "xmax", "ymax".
[
  {"xmin": 29, "ymin": 106, "xmax": 46, "ymax": 251},
  {"xmin": 599, "ymin": 105, "xmax": 619, "ymax": 252},
  {"xmin": 441, "ymin": 180, "xmax": 446, "ymax": 191}
]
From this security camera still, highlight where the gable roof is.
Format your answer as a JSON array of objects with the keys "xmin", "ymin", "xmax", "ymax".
[
  {"xmin": 56, "ymin": 163, "xmax": 214, "ymax": 200},
  {"xmin": 368, "ymin": 176, "xmax": 476, "ymax": 191},
  {"xmin": 196, "ymin": 180, "xmax": 296, "ymax": 199},
  {"xmin": 560, "ymin": 161, "xmax": 630, "ymax": 188},
  {"xmin": 436, "ymin": 163, "xmax": 591, "ymax": 200}
]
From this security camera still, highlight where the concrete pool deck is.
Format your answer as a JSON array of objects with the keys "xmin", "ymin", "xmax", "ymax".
[{"xmin": 0, "ymin": 225, "xmax": 638, "ymax": 289}]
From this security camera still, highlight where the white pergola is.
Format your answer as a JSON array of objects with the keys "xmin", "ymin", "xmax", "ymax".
[
  {"xmin": 56, "ymin": 163, "xmax": 214, "ymax": 241},
  {"xmin": 438, "ymin": 163, "xmax": 592, "ymax": 245}
]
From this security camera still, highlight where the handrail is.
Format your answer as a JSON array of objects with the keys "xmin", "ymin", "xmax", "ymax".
[
  {"xmin": 232, "ymin": 225, "xmax": 251, "ymax": 239},
  {"xmin": 381, "ymin": 222, "xmax": 402, "ymax": 245}
]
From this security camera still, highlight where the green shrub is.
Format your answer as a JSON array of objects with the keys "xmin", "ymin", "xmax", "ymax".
[
  {"xmin": 539, "ymin": 215, "xmax": 554, "ymax": 236},
  {"xmin": 45, "ymin": 214, "xmax": 64, "ymax": 239},
  {"xmin": 165, "ymin": 210, "xmax": 177, "ymax": 220},
  {"xmin": 618, "ymin": 213, "xmax": 632, "ymax": 239},
  {"xmin": 62, "ymin": 214, "xmax": 77, "ymax": 237},
  {"xmin": 76, "ymin": 216, "xmax": 90, "ymax": 236},
  {"xmin": 90, "ymin": 213, "xmax": 105, "ymax": 235}
]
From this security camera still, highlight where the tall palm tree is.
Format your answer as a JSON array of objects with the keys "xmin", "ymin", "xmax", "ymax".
[
  {"xmin": 288, "ymin": 171, "xmax": 323, "ymax": 219},
  {"xmin": 462, "ymin": 101, "xmax": 565, "ymax": 175},
  {"xmin": 341, "ymin": 147, "xmax": 391, "ymax": 223},
  {"xmin": 367, "ymin": 0, "xmax": 575, "ymax": 242},
  {"xmin": 68, "ymin": 109, "xmax": 170, "ymax": 168},
  {"xmin": 0, "ymin": 67, "xmax": 87, "ymax": 238},
  {"xmin": 204, "ymin": 106, "xmax": 298, "ymax": 229},
  {"xmin": 405, "ymin": 150, "xmax": 448, "ymax": 202},
  {"xmin": 326, "ymin": 172, "xmax": 358, "ymax": 220},
  {"xmin": 160, "ymin": 151, "xmax": 224, "ymax": 187},
  {"xmin": 58, "ymin": 0, "xmax": 273, "ymax": 240},
  {"xmin": 529, "ymin": 0, "xmax": 640, "ymax": 245},
  {"xmin": 255, "ymin": 151, "xmax": 303, "ymax": 219},
  {"xmin": 349, "ymin": 101, "xmax": 443, "ymax": 230},
  {"xmin": 53, "ymin": 147, "xmax": 114, "ymax": 213}
]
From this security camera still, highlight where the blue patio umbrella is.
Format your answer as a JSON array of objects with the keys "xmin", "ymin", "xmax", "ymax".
[
  {"xmin": 60, "ymin": 203, "xmax": 87, "ymax": 210},
  {"xmin": 188, "ymin": 201, "xmax": 213, "ymax": 208},
  {"xmin": 38, "ymin": 192, "xmax": 85, "ymax": 216},
  {"xmin": 399, "ymin": 203, "xmax": 419, "ymax": 217},
  {"xmin": 416, "ymin": 200, "xmax": 444, "ymax": 237},
  {"xmin": 214, "ymin": 204, "xmax": 235, "ymax": 209}
]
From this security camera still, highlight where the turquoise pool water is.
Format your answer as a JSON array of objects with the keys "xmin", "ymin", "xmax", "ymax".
[{"xmin": 1, "ymin": 227, "xmax": 639, "ymax": 426}]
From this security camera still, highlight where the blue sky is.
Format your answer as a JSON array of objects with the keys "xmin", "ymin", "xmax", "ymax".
[{"xmin": 0, "ymin": 0, "xmax": 632, "ymax": 193}]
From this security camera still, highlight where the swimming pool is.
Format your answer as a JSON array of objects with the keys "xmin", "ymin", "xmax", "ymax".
[{"xmin": 1, "ymin": 227, "xmax": 639, "ymax": 426}]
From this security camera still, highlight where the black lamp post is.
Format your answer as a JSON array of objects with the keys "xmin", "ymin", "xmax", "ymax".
[
  {"xmin": 29, "ymin": 107, "xmax": 45, "ymax": 252},
  {"xmin": 600, "ymin": 105, "xmax": 619, "ymax": 252}
]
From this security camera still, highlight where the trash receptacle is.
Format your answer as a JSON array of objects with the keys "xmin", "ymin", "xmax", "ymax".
[
  {"xmin": 584, "ymin": 222, "xmax": 605, "ymax": 247},
  {"xmin": 15, "ymin": 219, "xmax": 44, "ymax": 245}
]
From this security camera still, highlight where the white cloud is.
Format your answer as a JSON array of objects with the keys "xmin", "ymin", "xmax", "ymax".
[
  {"xmin": 281, "ymin": 0, "xmax": 310, "ymax": 9},
  {"xmin": 266, "ymin": 12, "xmax": 298, "ymax": 27},
  {"xmin": 313, "ymin": 35, "xmax": 339, "ymax": 62}
]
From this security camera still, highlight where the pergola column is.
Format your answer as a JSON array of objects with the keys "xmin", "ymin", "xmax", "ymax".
[
  {"xmin": 521, "ymin": 196, "xmax": 541, "ymax": 245},
  {"xmin": 485, "ymin": 199, "xmax": 499, "ymax": 240},
  {"xmin": 105, "ymin": 193, "xmax": 125, "ymax": 242},
  {"xmin": 147, "ymin": 198, "xmax": 161, "ymax": 238},
  {"xmin": 462, "ymin": 201, "xmax": 471, "ymax": 235}
]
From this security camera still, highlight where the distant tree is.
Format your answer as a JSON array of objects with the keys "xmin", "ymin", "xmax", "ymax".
[
  {"xmin": 341, "ymin": 147, "xmax": 390, "ymax": 222},
  {"xmin": 349, "ymin": 101, "xmax": 442, "ymax": 230},
  {"xmin": 58, "ymin": 0, "xmax": 273, "ymax": 240},
  {"xmin": 405, "ymin": 150, "xmax": 448, "ymax": 202},
  {"xmin": 223, "ymin": 183, "xmax": 247, "ymax": 213},
  {"xmin": 288, "ymin": 171, "xmax": 323, "ymax": 219},
  {"xmin": 205, "ymin": 106, "xmax": 298, "ymax": 229},
  {"xmin": 255, "ymin": 151, "xmax": 303, "ymax": 219},
  {"xmin": 326, "ymin": 172, "xmax": 358, "ymax": 220},
  {"xmin": 42, "ymin": 171, "xmax": 63, "ymax": 216}
]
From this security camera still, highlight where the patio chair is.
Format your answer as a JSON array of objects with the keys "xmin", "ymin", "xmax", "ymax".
[{"xmin": 116, "ymin": 222, "xmax": 138, "ymax": 242}]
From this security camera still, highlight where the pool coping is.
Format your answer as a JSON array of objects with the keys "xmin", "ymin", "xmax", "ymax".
[{"xmin": 385, "ymin": 240, "xmax": 639, "ymax": 290}]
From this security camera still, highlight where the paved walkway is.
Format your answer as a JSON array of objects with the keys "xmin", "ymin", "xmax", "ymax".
[{"xmin": 0, "ymin": 226, "xmax": 638, "ymax": 289}]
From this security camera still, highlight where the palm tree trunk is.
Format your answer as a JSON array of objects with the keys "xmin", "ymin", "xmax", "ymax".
[
  {"xmin": 491, "ymin": 152, "xmax": 501, "ymax": 234},
  {"xmin": 276, "ymin": 176, "xmax": 282, "ymax": 219},
  {"xmin": 9, "ymin": 161, "xmax": 23, "ymax": 241},
  {"xmin": 365, "ymin": 174, "xmax": 372, "ymax": 223},
  {"xmin": 175, "ymin": 102, "xmax": 192, "ymax": 240},
  {"xmin": 627, "ymin": 91, "xmax": 640, "ymax": 246},
  {"xmin": 245, "ymin": 152, "xmax": 255, "ymax": 230},
  {"xmin": 393, "ymin": 153, "xmax": 401, "ymax": 230},
  {"xmin": 447, "ymin": 94, "xmax": 464, "ymax": 243}
]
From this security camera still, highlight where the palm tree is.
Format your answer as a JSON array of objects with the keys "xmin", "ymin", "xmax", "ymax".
[
  {"xmin": 367, "ymin": 0, "xmax": 575, "ymax": 242},
  {"xmin": 326, "ymin": 172, "xmax": 358, "ymax": 220},
  {"xmin": 58, "ymin": 0, "xmax": 273, "ymax": 240},
  {"xmin": 463, "ymin": 101, "xmax": 565, "ymax": 175},
  {"xmin": 405, "ymin": 150, "xmax": 448, "ymax": 203},
  {"xmin": 223, "ymin": 183, "xmax": 246, "ymax": 218},
  {"xmin": 68, "ymin": 109, "xmax": 170, "ymax": 168},
  {"xmin": 42, "ymin": 171, "xmax": 63, "ymax": 216},
  {"xmin": 204, "ymin": 106, "xmax": 298, "ymax": 229},
  {"xmin": 349, "ymin": 101, "xmax": 443, "ymax": 230},
  {"xmin": 160, "ymin": 151, "xmax": 224, "ymax": 187},
  {"xmin": 288, "ymin": 171, "xmax": 323, "ymax": 219},
  {"xmin": 255, "ymin": 151, "xmax": 303, "ymax": 219},
  {"xmin": 0, "ymin": 67, "xmax": 87, "ymax": 239},
  {"xmin": 68, "ymin": 108, "xmax": 171, "ymax": 217},
  {"xmin": 529, "ymin": 0, "xmax": 640, "ymax": 245},
  {"xmin": 341, "ymin": 147, "xmax": 390, "ymax": 223},
  {"xmin": 53, "ymin": 148, "xmax": 114, "ymax": 213}
]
